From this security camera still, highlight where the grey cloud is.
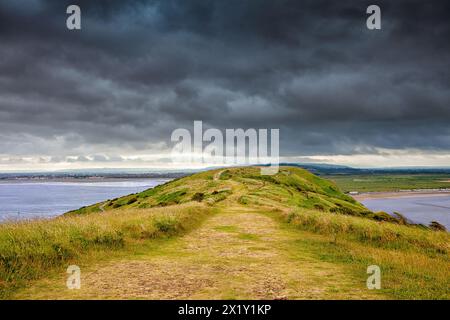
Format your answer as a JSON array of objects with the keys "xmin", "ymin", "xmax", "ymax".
[{"xmin": 0, "ymin": 0, "xmax": 449, "ymax": 162}]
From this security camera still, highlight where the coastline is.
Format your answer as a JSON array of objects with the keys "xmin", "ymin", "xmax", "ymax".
[
  {"xmin": 0, "ymin": 178, "xmax": 170, "ymax": 223},
  {"xmin": 0, "ymin": 177, "xmax": 172, "ymax": 184},
  {"xmin": 352, "ymin": 189, "xmax": 450, "ymax": 201}
]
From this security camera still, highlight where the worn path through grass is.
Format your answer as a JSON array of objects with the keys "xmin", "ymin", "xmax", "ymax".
[{"xmin": 13, "ymin": 204, "xmax": 386, "ymax": 300}]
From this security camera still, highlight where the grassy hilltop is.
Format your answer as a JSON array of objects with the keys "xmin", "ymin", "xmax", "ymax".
[
  {"xmin": 69, "ymin": 166, "xmax": 370, "ymax": 217},
  {"xmin": 1, "ymin": 167, "xmax": 449, "ymax": 299}
]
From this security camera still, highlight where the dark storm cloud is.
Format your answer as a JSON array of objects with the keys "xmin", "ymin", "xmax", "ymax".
[{"xmin": 0, "ymin": 0, "xmax": 449, "ymax": 161}]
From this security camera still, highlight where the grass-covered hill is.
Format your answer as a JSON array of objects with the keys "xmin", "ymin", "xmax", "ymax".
[
  {"xmin": 68, "ymin": 167, "xmax": 397, "ymax": 222},
  {"xmin": 1, "ymin": 167, "xmax": 449, "ymax": 299}
]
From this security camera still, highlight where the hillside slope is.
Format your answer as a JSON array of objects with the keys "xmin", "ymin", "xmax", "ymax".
[
  {"xmin": 68, "ymin": 167, "xmax": 395, "ymax": 222},
  {"xmin": 4, "ymin": 167, "xmax": 449, "ymax": 299}
]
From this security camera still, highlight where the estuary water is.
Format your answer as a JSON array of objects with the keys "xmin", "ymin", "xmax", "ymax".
[
  {"xmin": 0, "ymin": 179, "xmax": 169, "ymax": 222},
  {"xmin": 360, "ymin": 195, "xmax": 450, "ymax": 229}
]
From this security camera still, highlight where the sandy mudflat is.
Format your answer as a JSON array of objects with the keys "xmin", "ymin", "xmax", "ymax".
[{"xmin": 352, "ymin": 190, "xmax": 450, "ymax": 201}]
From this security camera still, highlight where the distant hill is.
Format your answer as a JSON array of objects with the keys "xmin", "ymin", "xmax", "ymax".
[
  {"xmin": 68, "ymin": 166, "xmax": 395, "ymax": 222},
  {"xmin": 3, "ymin": 163, "xmax": 450, "ymax": 180},
  {"xmin": 277, "ymin": 163, "xmax": 361, "ymax": 175},
  {"xmin": 277, "ymin": 163, "xmax": 450, "ymax": 175}
]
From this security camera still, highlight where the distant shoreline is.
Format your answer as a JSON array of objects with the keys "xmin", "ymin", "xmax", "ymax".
[
  {"xmin": 352, "ymin": 190, "xmax": 450, "ymax": 201},
  {"xmin": 0, "ymin": 176, "xmax": 178, "ymax": 184}
]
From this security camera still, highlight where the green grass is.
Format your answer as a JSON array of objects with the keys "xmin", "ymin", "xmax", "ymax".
[
  {"xmin": 2, "ymin": 166, "xmax": 449, "ymax": 299},
  {"xmin": 237, "ymin": 233, "xmax": 260, "ymax": 241},
  {"xmin": 275, "ymin": 208, "xmax": 449, "ymax": 299},
  {"xmin": 0, "ymin": 204, "xmax": 211, "ymax": 298},
  {"xmin": 327, "ymin": 174, "xmax": 450, "ymax": 192},
  {"xmin": 214, "ymin": 225, "xmax": 238, "ymax": 233},
  {"xmin": 282, "ymin": 208, "xmax": 448, "ymax": 255},
  {"xmin": 69, "ymin": 166, "xmax": 371, "ymax": 217}
]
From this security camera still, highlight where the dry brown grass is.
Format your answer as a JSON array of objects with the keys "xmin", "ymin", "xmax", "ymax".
[{"xmin": 0, "ymin": 204, "xmax": 211, "ymax": 298}]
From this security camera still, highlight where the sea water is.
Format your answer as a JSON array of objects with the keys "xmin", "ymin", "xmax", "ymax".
[
  {"xmin": 0, "ymin": 179, "xmax": 169, "ymax": 222},
  {"xmin": 361, "ymin": 195, "xmax": 450, "ymax": 229}
]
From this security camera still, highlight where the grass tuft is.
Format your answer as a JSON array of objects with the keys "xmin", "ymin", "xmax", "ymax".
[{"xmin": 0, "ymin": 204, "xmax": 211, "ymax": 298}]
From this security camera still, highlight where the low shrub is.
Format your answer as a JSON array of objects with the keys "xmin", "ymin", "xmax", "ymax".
[
  {"xmin": 192, "ymin": 193, "xmax": 205, "ymax": 202},
  {"xmin": 127, "ymin": 197, "xmax": 138, "ymax": 205}
]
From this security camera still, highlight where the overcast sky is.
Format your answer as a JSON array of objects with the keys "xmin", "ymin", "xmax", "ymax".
[{"xmin": 1, "ymin": 0, "xmax": 449, "ymax": 171}]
